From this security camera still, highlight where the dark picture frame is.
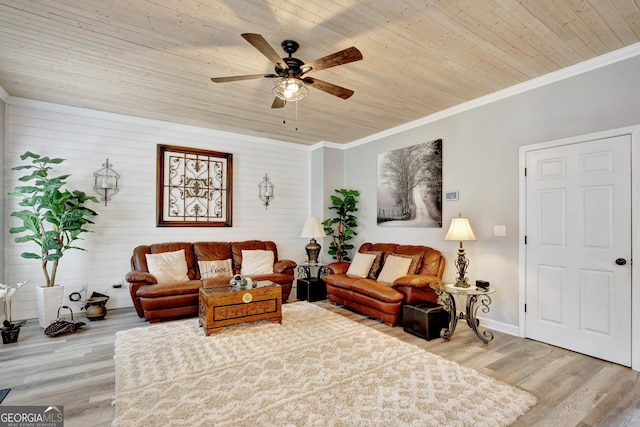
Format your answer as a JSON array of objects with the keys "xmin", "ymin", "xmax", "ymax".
[
  {"xmin": 377, "ymin": 139, "xmax": 442, "ymax": 227},
  {"xmin": 157, "ymin": 144, "xmax": 233, "ymax": 227}
]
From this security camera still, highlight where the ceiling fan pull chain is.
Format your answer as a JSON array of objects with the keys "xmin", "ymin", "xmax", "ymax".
[
  {"xmin": 295, "ymin": 100, "xmax": 299, "ymax": 131},
  {"xmin": 283, "ymin": 101, "xmax": 287, "ymax": 124}
]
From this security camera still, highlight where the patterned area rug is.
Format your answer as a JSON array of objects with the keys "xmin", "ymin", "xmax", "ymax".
[{"xmin": 112, "ymin": 302, "xmax": 536, "ymax": 426}]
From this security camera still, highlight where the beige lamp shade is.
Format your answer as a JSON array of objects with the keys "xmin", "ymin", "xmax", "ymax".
[
  {"xmin": 301, "ymin": 217, "xmax": 326, "ymax": 238},
  {"xmin": 444, "ymin": 215, "xmax": 476, "ymax": 241}
]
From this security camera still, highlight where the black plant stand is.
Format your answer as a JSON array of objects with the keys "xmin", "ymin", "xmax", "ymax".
[{"xmin": 296, "ymin": 263, "xmax": 329, "ymax": 302}]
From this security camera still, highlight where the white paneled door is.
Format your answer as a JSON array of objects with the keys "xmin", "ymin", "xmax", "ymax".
[{"xmin": 525, "ymin": 135, "xmax": 632, "ymax": 366}]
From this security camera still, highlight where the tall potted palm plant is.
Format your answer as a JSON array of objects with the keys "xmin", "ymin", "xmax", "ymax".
[
  {"xmin": 322, "ymin": 188, "xmax": 360, "ymax": 262},
  {"xmin": 9, "ymin": 152, "xmax": 98, "ymax": 327}
]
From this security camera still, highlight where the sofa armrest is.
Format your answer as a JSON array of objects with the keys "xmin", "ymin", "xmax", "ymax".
[
  {"xmin": 274, "ymin": 259, "xmax": 296, "ymax": 275},
  {"xmin": 125, "ymin": 271, "xmax": 158, "ymax": 318},
  {"xmin": 125, "ymin": 271, "xmax": 157, "ymax": 285},
  {"xmin": 393, "ymin": 275, "xmax": 442, "ymax": 304},
  {"xmin": 327, "ymin": 262, "xmax": 350, "ymax": 275},
  {"xmin": 392, "ymin": 274, "xmax": 441, "ymax": 288}
]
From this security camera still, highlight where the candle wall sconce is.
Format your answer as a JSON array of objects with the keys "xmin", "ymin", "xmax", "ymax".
[
  {"xmin": 258, "ymin": 173, "xmax": 274, "ymax": 209},
  {"xmin": 93, "ymin": 158, "xmax": 120, "ymax": 206}
]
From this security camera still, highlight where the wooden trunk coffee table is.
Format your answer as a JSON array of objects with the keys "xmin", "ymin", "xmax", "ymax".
[{"xmin": 198, "ymin": 281, "xmax": 282, "ymax": 336}]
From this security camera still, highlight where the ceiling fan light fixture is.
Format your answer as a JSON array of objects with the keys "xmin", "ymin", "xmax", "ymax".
[{"xmin": 273, "ymin": 77, "xmax": 309, "ymax": 101}]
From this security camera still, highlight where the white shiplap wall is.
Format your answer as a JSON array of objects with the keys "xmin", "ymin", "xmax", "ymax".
[{"xmin": 4, "ymin": 98, "xmax": 310, "ymax": 321}]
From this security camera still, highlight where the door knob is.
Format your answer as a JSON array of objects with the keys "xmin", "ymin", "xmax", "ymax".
[{"xmin": 615, "ymin": 258, "xmax": 627, "ymax": 266}]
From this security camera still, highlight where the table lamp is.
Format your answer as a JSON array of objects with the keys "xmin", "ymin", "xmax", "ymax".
[
  {"xmin": 444, "ymin": 213, "xmax": 477, "ymax": 288},
  {"xmin": 301, "ymin": 217, "xmax": 326, "ymax": 264}
]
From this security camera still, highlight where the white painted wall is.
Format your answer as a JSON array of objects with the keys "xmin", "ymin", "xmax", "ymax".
[
  {"xmin": 338, "ymin": 52, "xmax": 640, "ymax": 334},
  {"xmin": 4, "ymin": 99, "xmax": 310, "ymax": 321}
]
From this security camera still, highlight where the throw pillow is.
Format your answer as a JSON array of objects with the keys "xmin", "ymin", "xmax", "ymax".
[
  {"xmin": 346, "ymin": 252, "xmax": 377, "ymax": 278},
  {"xmin": 377, "ymin": 255, "xmax": 413, "ymax": 284},
  {"xmin": 145, "ymin": 249, "xmax": 189, "ymax": 283},
  {"xmin": 240, "ymin": 250, "xmax": 274, "ymax": 276},
  {"xmin": 393, "ymin": 254, "xmax": 422, "ymax": 274},
  {"xmin": 364, "ymin": 251, "xmax": 384, "ymax": 279},
  {"xmin": 198, "ymin": 259, "xmax": 233, "ymax": 279}
]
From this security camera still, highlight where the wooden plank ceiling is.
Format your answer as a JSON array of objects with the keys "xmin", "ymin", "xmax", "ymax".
[{"xmin": 0, "ymin": 0, "xmax": 639, "ymax": 145}]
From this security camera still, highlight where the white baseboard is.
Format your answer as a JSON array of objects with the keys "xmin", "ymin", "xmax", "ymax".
[{"xmin": 476, "ymin": 316, "xmax": 519, "ymax": 337}]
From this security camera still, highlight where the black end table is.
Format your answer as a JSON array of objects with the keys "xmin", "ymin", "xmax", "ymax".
[{"xmin": 296, "ymin": 263, "xmax": 329, "ymax": 302}]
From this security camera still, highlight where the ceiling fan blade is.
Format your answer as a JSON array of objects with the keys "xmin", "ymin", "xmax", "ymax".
[
  {"xmin": 241, "ymin": 33, "xmax": 288, "ymax": 70},
  {"xmin": 211, "ymin": 74, "xmax": 278, "ymax": 83},
  {"xmin": 271, "ymin": 97, "xmax": 285, "ymax": 109},
  {"xmin": 302, "ymin": 47, "xmax": 362, "ymax": 74},
  {"xmin": 303, "ymin": 77, "xmax": 354, "ymax": 99}
]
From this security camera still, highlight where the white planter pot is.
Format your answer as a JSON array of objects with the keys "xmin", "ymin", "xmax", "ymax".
[{"xmin": 36, "ymin": 285, "xmax": 64, "ymax": 328}]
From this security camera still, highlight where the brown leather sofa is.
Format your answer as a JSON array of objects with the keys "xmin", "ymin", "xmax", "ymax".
[
  {"xmin": 126, "ymin": 240, "xmax": 296, "ymax": 322},
  {"xmin": 324, "ymin": 243, "xmax": 445, "ymax": 326}
]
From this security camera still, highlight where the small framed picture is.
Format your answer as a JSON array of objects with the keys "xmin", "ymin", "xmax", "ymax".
[{"xmin": 444, "ymin": 191, "xmax": 459, "ymax": 201}]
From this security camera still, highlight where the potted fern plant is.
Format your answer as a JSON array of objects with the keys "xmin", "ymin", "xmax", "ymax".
[
  {"xmin": 322, "ymin": 188, "xmax": 360, "ymax": 262},
  {"xmin": 9, "ymin": 152, "xmax": 99, "ymax": 327}
]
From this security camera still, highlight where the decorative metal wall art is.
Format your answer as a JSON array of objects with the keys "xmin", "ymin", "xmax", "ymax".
[{"xmin": 157, "ymin": 145, "xmax": 232, "ymax": 227}]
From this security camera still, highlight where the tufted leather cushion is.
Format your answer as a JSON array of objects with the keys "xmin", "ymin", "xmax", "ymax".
[{"xmin": 193, "ymin": 241, "xmax": 233, "ymax": 262}]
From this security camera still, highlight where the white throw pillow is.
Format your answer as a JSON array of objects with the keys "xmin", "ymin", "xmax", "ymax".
[
  {"xmin": 346, "ymin": 252, "xmax": 377, "ymax": 278},
  {"xmin": 377, "ymin": 255, "xmax": 413, "ymax": 284},
  {"xmin": 145, "ymin": 249, "xmax": 189, "ymax": 283},
  {"xmin": 198, "ymin": 259, "xmax": 233, "ymax": 279},
  {"xmin": 240, "ymin": 250, "xmax": 274, "ymax": 276}
]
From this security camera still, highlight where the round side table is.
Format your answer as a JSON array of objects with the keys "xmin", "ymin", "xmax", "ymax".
[{"xmin": 429, "ymin": 282, "xmax": 495, "ymax": 344}]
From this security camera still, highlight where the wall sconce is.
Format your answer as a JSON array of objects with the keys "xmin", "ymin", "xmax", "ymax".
[
  {"xmin": 93, "ymin": 158, "xmax": 120, "ymax": 206},
  {"xmin": 258, "ymin": 173, "xmax": 274, "ymax": 209}
]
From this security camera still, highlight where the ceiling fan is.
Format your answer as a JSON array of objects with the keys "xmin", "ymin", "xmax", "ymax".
[{"xmin": 211, "ymin": 33, "xmax": 363, "ymax": 108}]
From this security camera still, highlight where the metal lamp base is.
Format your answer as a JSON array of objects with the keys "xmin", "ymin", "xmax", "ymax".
[
  {"xmin": 454, "ymin": 246, "xmax": 471, "ymax": 288},
  {"xmin": 305, "ymin": 238, "xmax": 321, "ymax": 264}
]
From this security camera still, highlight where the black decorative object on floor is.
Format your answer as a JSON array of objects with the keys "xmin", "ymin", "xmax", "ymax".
[
  {"xmin": 403, "ymin": 301, "xmax": 449, "ymax": 341},
  {"xmin": 44, "ymin": 306, "xmax": 86, "ymax": 337},
  {"xmin": 0, "ymin": 388, "xmax": 10, "ymax": 404},
  {"xmin": 296, "ymin": 278, "xmax": 327, "ymax": 302}
]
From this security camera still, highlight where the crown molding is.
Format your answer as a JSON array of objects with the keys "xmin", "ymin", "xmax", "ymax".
[
  {"xmin": 0, "ymin": 85, "xmax": 9, "ymax": 102},
  {"xmin": 309, "ymin": 140, "xmax": 344, "ymax": 151}
]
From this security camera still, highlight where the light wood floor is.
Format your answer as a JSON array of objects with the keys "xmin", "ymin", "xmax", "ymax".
[{"xmin": 2, "ymin": 300, "xmax": 640, "ymax": 427}]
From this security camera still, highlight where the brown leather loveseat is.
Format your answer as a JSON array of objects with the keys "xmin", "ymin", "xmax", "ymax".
[
  {"xmin": 126, "ymin": 240, "xmax": 296, "ymax": 322},
  {"xmin": 323, "ymin": 243, "xmax": 445, "ymax": 326}
]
